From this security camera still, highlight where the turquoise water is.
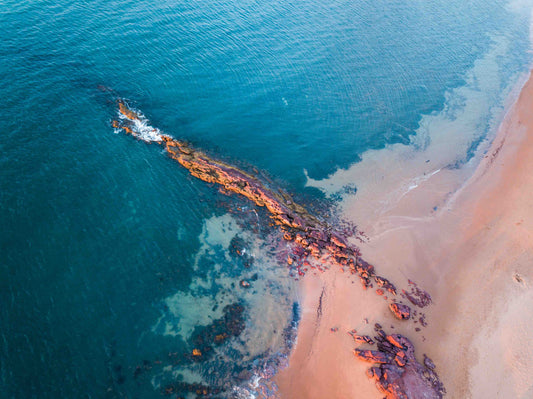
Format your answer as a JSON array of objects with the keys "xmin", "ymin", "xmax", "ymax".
[{"xmin": 1, "ymin": 0, "xmax": 532, "ymax": 397}]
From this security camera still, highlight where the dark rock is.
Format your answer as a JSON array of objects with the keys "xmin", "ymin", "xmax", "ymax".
[
  {"xmin": 377, "ymin": 340, "xmax": 393, "ymax": 353},
  {"xmin": 376, "ymin": 329, "xmax": 387, "ymax": 340},
  {"xmin": 424, "ymin": 354, "xmax": 436, "ymax": 370},
  {"xmin": 353, "ymin": 349, "xmax": 393, "ymax": 364},
  {"xmin": 366, "ymin": 366, "xmax": 382, "ymax": 381},
  {"xmin": 353, "ymin": 335, "xmax": 375, "ymax": 345},
  {"xmin": 237, "ymin": 369, "xmax": 253, "ymax": 381},
  {"xmin": 404, "ymin": 280, "xmax": 432, "ymax": 308},
  {"xmin": 394, "ymin": 354, "xmax": 407, "ymax": 367}
]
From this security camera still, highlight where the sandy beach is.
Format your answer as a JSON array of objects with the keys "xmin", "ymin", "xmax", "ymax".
[{"xmin": 276, "ymin": 70, "xmax": 533, "ymax": 398}]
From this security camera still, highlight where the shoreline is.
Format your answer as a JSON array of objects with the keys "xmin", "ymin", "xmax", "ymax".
[{"xmin": 276, "ymin": 70, "xmax": 533, "ymax": 398}]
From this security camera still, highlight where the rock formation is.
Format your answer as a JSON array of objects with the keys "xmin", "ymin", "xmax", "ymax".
[
  {"xmin": 112, "ymin": 100, "xmax": 405, "ymax": 303},
  {"xmin": 354, "ymin": 329, "xmax": 446, "ymax": 399}
]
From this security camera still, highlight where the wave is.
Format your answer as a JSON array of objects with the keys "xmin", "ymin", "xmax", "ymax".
[{"xmin": 113, "ymin": 101, "xmax": 164, "ymax": 142}]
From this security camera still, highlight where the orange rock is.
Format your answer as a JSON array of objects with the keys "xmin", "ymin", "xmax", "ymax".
[
  {"xmin": 389, "ymin": 303, "xmax": 411, "ymax": 320},
  {"xmin": 118, "ymin": 101, "xmax": 141, "ymax": 120},
  {"xmin": 214, "ymin": 333, "xmax": 228, "ymax": 343}
]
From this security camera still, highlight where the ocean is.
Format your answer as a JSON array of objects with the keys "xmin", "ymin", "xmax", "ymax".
[{"xmin": 1, "ymin": 0, "xmax": 532, "ymax": 397}]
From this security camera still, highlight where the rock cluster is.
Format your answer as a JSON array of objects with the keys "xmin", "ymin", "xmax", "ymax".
[
  {"xmin": 353, "ymin": 327, "xmax": 445, "ymax": 399},
  {"xmin": 402, "ymin": 280, "xmax": 432, "ymax": 308}
]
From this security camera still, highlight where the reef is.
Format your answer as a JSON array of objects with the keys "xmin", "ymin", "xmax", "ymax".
[{"xmin": 353, "ymin": 325, "xmax": 446, "ymax": 399}]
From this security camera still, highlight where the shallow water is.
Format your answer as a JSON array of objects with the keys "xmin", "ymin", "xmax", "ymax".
[{"xmin": 1, "ymin": 0, "xmax": 532, "ymax": 397}]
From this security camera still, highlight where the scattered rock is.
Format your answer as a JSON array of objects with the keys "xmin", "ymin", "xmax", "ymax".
[
  {"xmin": 375, "ymin": 276, "xmax": 397, "ymax": 295},
  {"xmin": 404, "ymin": 280, "xmax": 432, "ymax": 307}
]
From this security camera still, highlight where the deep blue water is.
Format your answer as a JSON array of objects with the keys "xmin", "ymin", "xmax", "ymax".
[{"xmin": 1, "ymin": 0, "xmax": 532, "ymax": 397}]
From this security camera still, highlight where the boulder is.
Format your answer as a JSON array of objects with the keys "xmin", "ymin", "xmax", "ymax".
[{"xmin": 389, "ymin": 303, "xmax": 411, "ymax": 320}]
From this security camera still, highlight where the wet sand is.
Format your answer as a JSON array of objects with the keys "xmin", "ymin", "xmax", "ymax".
[{"xmin": 276, "ymin": 71, "xmax": 533, "ymax": 398}]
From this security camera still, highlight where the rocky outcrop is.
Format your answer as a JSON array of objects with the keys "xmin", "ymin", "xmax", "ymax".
[
  {"xmin": 355, "ymin": 331, "xmax": 445, "ymax": 399},
  {"xmin": 113, "ymin": 100, "xmax": 410, "ymax": 314}
]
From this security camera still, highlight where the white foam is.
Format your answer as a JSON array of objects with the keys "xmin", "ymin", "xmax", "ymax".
[{"xmin": 118, "ymin": 109, "xmax": 164, "ymax": 142}]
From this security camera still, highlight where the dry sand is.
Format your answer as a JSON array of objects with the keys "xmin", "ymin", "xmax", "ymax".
[{"xmin": 276, "ymin": 71, "xmax": 533, "ymax": 398}]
